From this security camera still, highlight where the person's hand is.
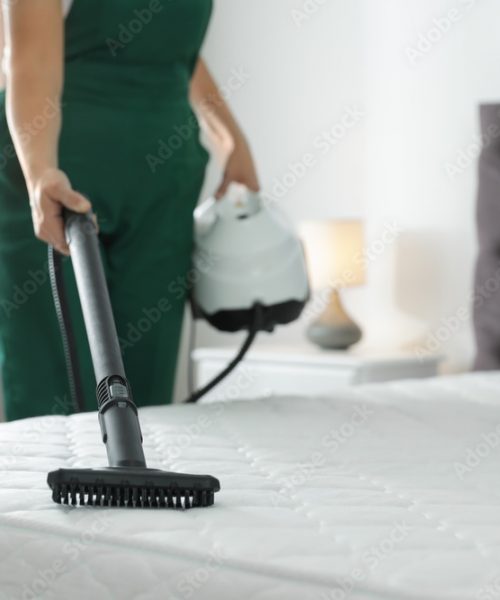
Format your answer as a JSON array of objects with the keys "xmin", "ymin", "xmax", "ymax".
[
  {"xmin": 215, "ymin": 137, "xmax": 260, "ymax": 199},
  {"xmin": 29, "ymin": 168, "xmax": 91, "ymax": 255}
]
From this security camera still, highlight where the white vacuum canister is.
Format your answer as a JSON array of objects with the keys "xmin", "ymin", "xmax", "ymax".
[{"xmin": 191, "ymin": 184, "xmax": 310, "ymax": 332}]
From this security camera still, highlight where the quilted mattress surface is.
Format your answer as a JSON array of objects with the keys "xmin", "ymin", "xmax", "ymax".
[{"xmin": 1, "ymin": 372, "xmax": 500, "ymax": 600}]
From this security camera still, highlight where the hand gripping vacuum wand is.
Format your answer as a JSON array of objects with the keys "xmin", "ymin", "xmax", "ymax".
[{"xmin": 47, "ymin": 211, "xmax": 220, "ymax": 508}]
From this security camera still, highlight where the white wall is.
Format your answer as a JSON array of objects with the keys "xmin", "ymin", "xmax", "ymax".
[
  {"xmin": 360, "ymin": 0, "xmax": 499, "ymax": 370},
  {"xmin": 175, "ymin": 0, "xmax": 500, "ymax": 399}
]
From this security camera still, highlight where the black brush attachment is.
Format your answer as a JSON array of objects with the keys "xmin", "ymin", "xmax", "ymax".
[
  {"xmin": 47, "ymin": 210, "xmax": 221, "ymax": 509},
  {"xmin": 48, "ymin": 468, "xmax": 219, "ymax": 508}
]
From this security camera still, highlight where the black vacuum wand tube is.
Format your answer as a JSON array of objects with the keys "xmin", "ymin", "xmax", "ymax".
[{"xmin": 65, "ymin": 211, "xmax": 145, "ymax": 468}]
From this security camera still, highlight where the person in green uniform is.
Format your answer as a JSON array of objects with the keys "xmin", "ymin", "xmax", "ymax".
[{"xmin": 0, "ymin": 0, "xmax": 259, "ymax": 421}]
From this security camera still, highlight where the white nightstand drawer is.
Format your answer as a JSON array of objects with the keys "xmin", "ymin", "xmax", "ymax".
[
  {"xmin": 192, "ymin": 345, "xmax": 441, "ymax": 403},
  {"xmin": 196, "ymin": 359, "xmax": 354, "ymax": 402}
]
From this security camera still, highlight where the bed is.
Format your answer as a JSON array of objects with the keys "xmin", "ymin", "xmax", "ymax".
[{"xmin": 1, "ymin": 372, "xmax": 500, "ymax": 600}]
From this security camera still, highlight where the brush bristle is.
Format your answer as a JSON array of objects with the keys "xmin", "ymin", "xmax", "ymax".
[
  {"xmin": 51, "ymin": 484, "xmax": 214, "ymax": 508},
  {"xmin": 47, "ymin": 468, "xmax": 220, "ymax": 509}
]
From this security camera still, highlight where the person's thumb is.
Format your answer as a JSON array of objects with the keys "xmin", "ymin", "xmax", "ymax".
[{"xmin": 57, "ymin": 186, "xmax": 92, "ymax": 213}]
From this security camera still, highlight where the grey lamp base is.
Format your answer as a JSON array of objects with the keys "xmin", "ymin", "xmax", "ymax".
[{"xmin": 306, "ymin": 289, "xmax": 362, "ymax": 350}]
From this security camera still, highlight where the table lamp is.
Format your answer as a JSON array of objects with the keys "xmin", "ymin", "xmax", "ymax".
[{"xmin": 300, "ymin": 220, "xmax": 365, "ymax": 350}]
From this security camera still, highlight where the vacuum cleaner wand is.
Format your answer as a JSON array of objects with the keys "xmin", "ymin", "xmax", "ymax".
[{"xmin": 47, "ymin": 211, "xmax": 220, "ymax": 508}]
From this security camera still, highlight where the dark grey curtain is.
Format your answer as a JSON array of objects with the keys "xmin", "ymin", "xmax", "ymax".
[{"xmin": 473, "ymin": 104, "xmax": 500, "ymax": 370}]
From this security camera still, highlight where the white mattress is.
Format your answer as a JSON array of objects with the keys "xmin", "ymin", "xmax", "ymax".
[{"xmin": 1, "ymin": 372, "xmax": 500, "ymax": 600}]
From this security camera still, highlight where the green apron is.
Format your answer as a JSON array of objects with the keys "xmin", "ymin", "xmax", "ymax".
[{"xmin": 0, "ymin": 0, "xmax": 212, "ymax": 420}]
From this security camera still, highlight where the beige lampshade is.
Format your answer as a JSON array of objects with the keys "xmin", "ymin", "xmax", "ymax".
[{"xmin": 299, "ymin": 220, "xmax": 365, "ymax": 290}]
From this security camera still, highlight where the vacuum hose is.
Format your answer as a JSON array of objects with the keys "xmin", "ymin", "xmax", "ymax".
[
  {"xmin": 48, "ymin": 246, "xmax": 85, "ymax": 414},
  {"xmin": 185, "ymin": 305, "xmax": 262, "ymax": 403}
]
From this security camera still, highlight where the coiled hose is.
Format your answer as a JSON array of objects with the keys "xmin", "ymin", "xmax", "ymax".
[{"xmin": 48, "ymin": 245, "xmax": 85, "ymax": 413}]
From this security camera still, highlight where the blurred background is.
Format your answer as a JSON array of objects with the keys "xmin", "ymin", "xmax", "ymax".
[{"xmin": 174, "ymin": 0, "xmax": 497, "ymax": 400}]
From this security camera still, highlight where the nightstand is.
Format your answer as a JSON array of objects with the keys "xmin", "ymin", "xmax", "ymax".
[{"xmin": 191, "ymin": 345, "xmax": 441, "ymax": 402}]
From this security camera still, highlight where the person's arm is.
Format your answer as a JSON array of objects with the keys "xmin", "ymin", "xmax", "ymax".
[
  {"xmin": 190, "ymin": 59, "xmax": 260, "ymax": 198},
  {"xmin": 2, "ymin": 0, "xmax": 90, "ymax": 254}
]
